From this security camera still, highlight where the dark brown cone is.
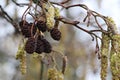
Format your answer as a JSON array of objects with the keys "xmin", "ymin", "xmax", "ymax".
[
  {"xmin": 20, "ymin": 22, "xmax": 37, "ymax": 38},
  {"xmin": 36, "ymin": 21, "xmax": 47, "ymax": 32},
  {"xmin": 19, "ymin": 20, "xmax": 28, "ymax": 28},
  {"xmin": 25, "ymin": 37, "xmax": 36, "ymax": 54},
  {"xmin": 50, "ymin": 28, "xmax": 61, "ymax": 41},
  {"xmin": 35, "ymin": 36, "xmax": 44, "ymax": 54},
  {"xmin": 41, "ymin": 39, "xmax": 52, "ymax": 53}
]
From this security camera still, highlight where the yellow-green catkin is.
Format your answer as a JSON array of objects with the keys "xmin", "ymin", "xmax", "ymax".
[
  {"xmin": 16, "ymin": 42, "xmax": 26, "ymax": 75},
  {"xmin": 101, "ymin": 33, "xmax": 110, "ymax": 80},
  {"xmin": 19, "ymin": 53, "xmax": 26, "ymax": 75},
  {"xmin": 47, "ymin": 68, "xmax": 64, "ymax": 80},
  {"xmin": 105, "ymin": 17, "xmax": 118, "ymax": 35},
  {"xmin": 105, "ymin": 17, "xmax": 120, "ymax": 80},
  {"xmin": 43, "ymin": 2, "xmax": 55, "ymax": 30},
  {"xmin": 110, "ymin": 35, "xmax": 120, "ymax": 80},
  {"xmin": 54, "ymin": 7, "xmax": 60, "ymax": 18}
]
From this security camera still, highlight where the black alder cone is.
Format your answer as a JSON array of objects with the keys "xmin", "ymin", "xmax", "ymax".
[
  {"xmin": 19, "ymin": 21, "xmax": 37, "ymax": 38},
  {"xmin": 19, "ymin": 20, "xmax": 28, "ymax": 28},
  {"xmin": 25, "ymin": 37, "xmax": 36, "ymax": 54},
  {"xmin": 36, "ymin": 21, "xmax": 47, "ymax": 32},
  {"xmin": 41, "ymin": 39, "xmax": 52, "ymax": 53},
  {"xmin": 35, "ymin": 36, "xmax": 44, "ymax": 54},
  {"xmin": 50, "ymin": 28, "xmax": 61, "ymax": 41}
]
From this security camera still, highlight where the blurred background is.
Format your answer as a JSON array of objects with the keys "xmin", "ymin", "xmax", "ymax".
[{"xmin": 0, "ymin": 0, "xmax": 120, "ymax": 80}]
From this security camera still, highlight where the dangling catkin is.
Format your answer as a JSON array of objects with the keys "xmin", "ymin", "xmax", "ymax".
[
  {"xmin": 110, "ymin": 35, "xmax": 120, "ymax": 80},
  {"xmin": 43, "ymin": 2, "xmax": 55, "ymax": 30},
  {"xmin": 47, "ymin": 68, "xmax": 64, "ymax": 80},
  {"xmin": 101, "ymin": 33, "xmax": 110, "ymax": 80},
  {"xmin": 16, "ymin": 41, "xmax": 27, "ymax": 74}
]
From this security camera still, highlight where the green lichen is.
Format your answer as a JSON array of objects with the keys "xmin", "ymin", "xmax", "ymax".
[{"xmin": 101, "ymin": 33, "xmax": 110, "ymax": 80}]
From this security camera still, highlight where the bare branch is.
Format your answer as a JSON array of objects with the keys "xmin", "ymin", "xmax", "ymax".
[
  {"xmin": 55, "ymin": 16, "xmax": 102, "ymax": 40},
  {"xmin": 12, "ymin": 0, "xmax": 29, "ymax": 7},
  {"xmin": 61, "ymin": 0, "xmax": 71, "ymax": 4},
  {"xmin": 0, "ymin": 5, "xmax": 20, "ymax": 32}
]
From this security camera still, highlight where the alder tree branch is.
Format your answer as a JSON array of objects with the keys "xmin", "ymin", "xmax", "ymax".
[
  {"xmin": 12, "ymin": 0, "xmax": 29, "ymax": 7},
  {"xmin": 0, "ymin": 5, "xmax": 20, "ymax": 33},
  {"xmin": 0, "ymin": 0, "xmax": 117, "ymax": 58}
]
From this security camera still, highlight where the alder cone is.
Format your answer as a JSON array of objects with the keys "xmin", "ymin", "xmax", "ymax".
[
  {"xmin": 19, "ymin": 20, "xmax": 28, "ymax": 28},
  {"xmin": 50, "ymin": 28, "xmax": 61, "ymax": 41},
  {"xmin": 19, "ymin": 21, "xmax": 37, "ymax": 38},
  {"xmin": 36, "ymin": 21, "xmax": 47, "ymax": 32},
  {"xmin": 25, "ymin": 37, "xmax": 36, "ymax": 54},
  {"xmin": 41, "ymin": 39, "xmax": 52, "ymax": 53},
  {"xmin": 35, "ymin": 36, "xmax": 44, "ymax": 54}
]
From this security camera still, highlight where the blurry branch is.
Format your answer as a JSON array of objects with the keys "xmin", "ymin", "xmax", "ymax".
[
  {"xmin": 62, "ymin": 56, "xmax": 67, "ymax": 74},
  {"xmin": 12, "ymin": 0, "xmax": 29, "ymax": 7},
  {"xmin": 40, "ymin": 61, "xmax": 44, "ymax": 80},
  {"xmin": 80, "ymin": 22, "xmax": 106, "ymax": 29},
  {"xmin": 0, "ymin": 5, "xmax": 13, "ymax": 22},
  {"xmin": 55, "ymin": 16, "xmax": 102, "ymax": 40},
  {"xmin": 60, "ymin": 0, "xmax": 71, "ymax": 4},
  {"xmin": 0, "ymin": 5, "xmax": 20, "ymax": 33}
]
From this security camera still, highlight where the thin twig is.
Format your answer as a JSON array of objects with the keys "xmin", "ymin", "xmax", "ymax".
[
  {"xmin": 40, "ymin": 61, "xmax": 44, "ymax": 80},
  {"xmin": 0, "ymin": 5, "xmax": 20, "ymax": 32},
  {"xmin": 61, "ymin": 0, "xmax": 71, "ymax": 4},
  {"xmin": 55, "ymin": 17, "xmax": 101, "ymax": 40},
  {"xmin": 65, "ymin": 4, "xmax": 89, "ymax": 10},
  {"xmin": 12, "ymin": 0, "xmax": 29, "ymax": 7},
  {"xmin": 0, "ymin": 5, "xmax": 13, "ymax": 21},
  {"xmin": 22, "ymin": 0, "xmax": 33, "ymax": 20}
]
